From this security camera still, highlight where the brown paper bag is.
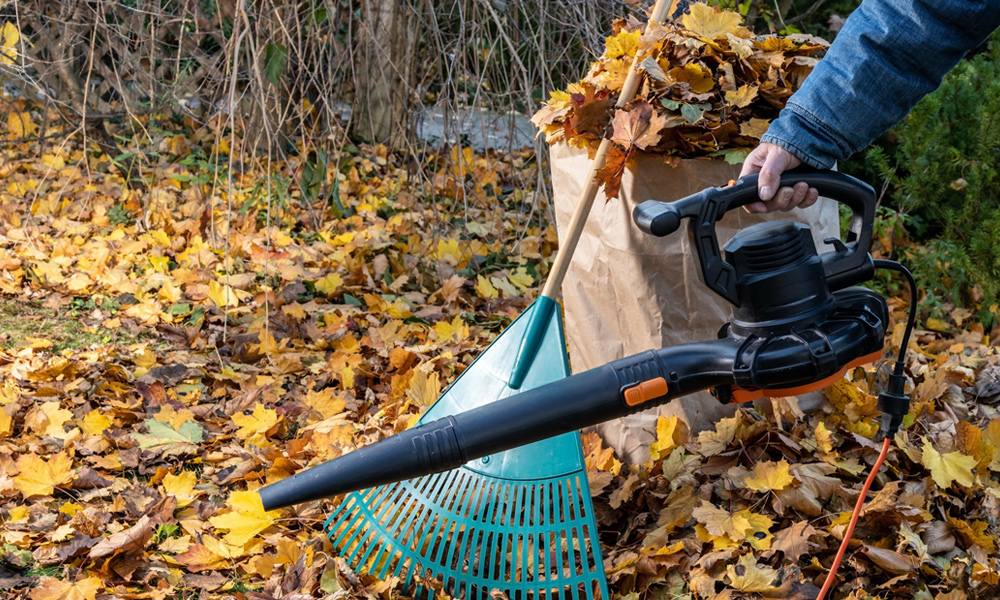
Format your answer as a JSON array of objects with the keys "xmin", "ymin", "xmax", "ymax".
[{"xmin": 550, "ymin": 142, "xmax": 839, "ymax": 463}]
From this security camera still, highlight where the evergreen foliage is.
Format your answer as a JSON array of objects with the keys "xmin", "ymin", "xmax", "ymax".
[{"xmin": 863, "ymin": 33, "xmax": 1000, "ymax": 324}]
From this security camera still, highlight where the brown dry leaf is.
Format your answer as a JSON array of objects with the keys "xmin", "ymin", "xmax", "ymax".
[
  {"xmin": 859, "ymin": 544, "xmax": 920, "ymax": 575},
  {"xmin": 89, "ymin": 515, "xmax": 155, "ymax": 559},
  {"xmin": 610, "ymin": 103, "xmax": 653, "ymax": 149},
  {"xmin": 593, "ymin": 145, "xmax": 631, "ymax": 200},
  {"xmin": 766, "ymin": 520, "xmax": 816, "ymax": 562},
  {"xmin": 567, "ymin": 85, "xmax": 612, "ymax": 138}
]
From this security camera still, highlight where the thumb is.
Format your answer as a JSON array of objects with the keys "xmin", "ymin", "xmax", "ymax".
[{"xmin": 757, "ymin": 147, "xmax": 791, "ymax": 202}]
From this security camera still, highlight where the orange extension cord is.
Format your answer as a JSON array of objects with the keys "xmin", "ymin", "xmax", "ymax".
[{"xmin": 815, "ymin": 437, "xmax": 892, "ymax": 600}]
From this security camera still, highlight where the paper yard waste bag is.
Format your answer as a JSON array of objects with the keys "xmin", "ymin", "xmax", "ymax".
[{"xmin": 551, "ymin": 142, "xmax": 839, "ymax": 464}]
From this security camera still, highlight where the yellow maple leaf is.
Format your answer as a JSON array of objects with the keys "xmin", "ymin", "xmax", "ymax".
[
  {"xmin": 744, "ymin": 459, "xmax": 795, "ymax": 493},
  {"xmin": 81, "ymin": 409, "xmax": 113, "ymax": 436},
  {"xmin": 695, "ymin": 523, "xmax": 740, "ymax": 551},
  {"xmin": 725, "ymin": 84, "xmax": 759, "ymax": 108},
  {"xmin": 812, "ymin": 421, "xmax": 835, "ymax": 453},
  {"xmin": 232, "ymin": 404, "xmax": 281, "ymax": 444},
  {"xmin": 681, "ymin": 3, "xmax": 743, "ymax": 40},
  {"xmin": 14, "ymin": 453, "xmax": 75, "ymax": 498},
  {"xmin": 475, "ymin": 275, "xmax": 498, "ymax": 299},
  {"xmin": 948, "ymin": 516, "xmax": 997, "ymax": 553},
  {"xmin": 9, "ymin": 505, "xmax": 29, "ymax": 523},
  {"xmin": 304, "ymin": 388, "xmax": 347, "ymax": 420},
  {"xmin": 0, "ymin": 22, "xmax": 19, "ymax": 65},
  {"xmin": 922, "ymin": 439, "xmax": 976, "ymax": 488},
  {"xmin": 0, "ymin": 380, "xmax": 17, "ymax": 405},
  {"xmin": 739, "ymin": 117, "xmax": 771, "ymax": 139},
  {"xmin": 209, "ymin": 490, "xmax": 279, "ymax": 547},
  {"xmin": 604, "ymin": 29, "xmax": 641, "ymax": 59},
  {"xmin": 59, "ymin": 502, "xmax": 83, "ymax": 516},
  {"xmin": 668, "ymin": 63, "xmax": 715, "ymax": 94},
  {"xmin": 508, "ymin": 267, "xmax": 535, "ymax": 292},
  {"xmin": 162, "ymin": 470, "xmax": 198, "ymax": 508},
  {"xmin": 649, "ymin": 415, "xmax": 682, "ymax": 461},
  {"xmin": 7, "ymin": 111, "xmax": 36, "ymax": 139},
  {"xmin": 41, "ymin": 153, "xmax": 66, "ymax": 170},
  {"xmin": 36, "ymin": 401, "xmax": 74, "ymax": 439},
  {"xmin": 698, "ymin": 415, "xmax": 740, "ymax": 456},
  {"xmin": 28, "ymin": 576, "xmax": 103, "ymax": 600},
  {"xmin": 745, "ymin": 512, "xmax": 774, "ymax": 550},
  {"xmin": 0, "ymin": 407, "xmax": 11, "ymax": 438},
  {"xmin": 692, "ymin": 501, "xmax": 752, "ymax": 541},
  {"xmin": 314, "ymin": 272, "xmax": 344, "ymax": 296},
  {"xmin": 155, "ymin": 405, "xmax": 195, "ymax": 430},
  {"xmin": 208, "ymin": 279, "xmax": 240, "ymax": 308},
  {"xmin": 434, "ymin": 314, "xmax": 469, "ymax": 341},
  {"xmin": 726, "ymin": 553, "xmax": 779, "ymax": 593},
  {"xmin": 282, "ymin": 303, "xmax": 307, "ymax": 321},
  {"xmin": 407, "ymin": 369, "xmax": 441, "ymax": 407},
  {"xmin": 255, "ymin": 328, "xmax": 280, "ymax": 355}
]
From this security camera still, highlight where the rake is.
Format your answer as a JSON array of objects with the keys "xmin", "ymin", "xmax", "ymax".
[{"xmin": 321, "ymin": 2, "xmax": 675, "ymax": 597}]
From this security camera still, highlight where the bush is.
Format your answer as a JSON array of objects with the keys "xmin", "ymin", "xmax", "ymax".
[{"xmin": 861, "ymin": 32, "xmax": 1000, "ymax": 325}]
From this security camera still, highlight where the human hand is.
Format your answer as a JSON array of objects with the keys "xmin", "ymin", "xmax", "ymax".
[{"xmin": 739, "ymin": 142, "xmax": 819, "ymax": 213}]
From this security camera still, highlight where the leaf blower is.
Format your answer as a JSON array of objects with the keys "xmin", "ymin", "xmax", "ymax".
[{"xmin": 259, "ymin": 169, "xmax": 914, "ymax": 512}]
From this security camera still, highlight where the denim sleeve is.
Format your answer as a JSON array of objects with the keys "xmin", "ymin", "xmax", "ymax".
[{"xmin": 761, "ymin": 0, "xmax": 1000, "ymax": 169}]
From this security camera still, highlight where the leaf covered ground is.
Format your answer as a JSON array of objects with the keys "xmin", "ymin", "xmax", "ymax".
[{"xmin": 2, "ymin": 102, "xmax": 1000, "ymax": 600}]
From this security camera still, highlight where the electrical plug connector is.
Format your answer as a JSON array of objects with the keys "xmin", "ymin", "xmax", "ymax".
[{"xmin": 877, "ymin": 371, "xmax": 909, "ymax": 440}]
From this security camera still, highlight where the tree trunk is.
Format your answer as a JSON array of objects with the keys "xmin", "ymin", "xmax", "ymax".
[{"xmin": 350, "ymin": 0, "xmax": 413, "ymax": 147}]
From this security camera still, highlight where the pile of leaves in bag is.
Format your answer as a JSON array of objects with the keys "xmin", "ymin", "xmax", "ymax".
[{"xmin": 531, "ymin": 2, "xmax": 828, "ymax": 197}]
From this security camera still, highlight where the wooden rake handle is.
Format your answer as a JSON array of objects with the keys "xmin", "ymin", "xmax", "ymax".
[{"xmin": 540, "ymin": 0, "xmax": 677, "ymax": 300}]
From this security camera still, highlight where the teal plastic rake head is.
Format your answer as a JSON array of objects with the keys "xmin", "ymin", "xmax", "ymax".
[{"xmin": 324, "ymin": 298, "xmax": 609, "ymax": 599}]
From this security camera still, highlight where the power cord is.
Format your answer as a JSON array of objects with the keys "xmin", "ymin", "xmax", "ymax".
[{"xmin": 815, "ymin": 259, "xmax": 917, "ymax": 600}]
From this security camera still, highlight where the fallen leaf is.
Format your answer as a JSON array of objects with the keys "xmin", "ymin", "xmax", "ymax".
[
  {"xmin": 209, "ymin": 490, "xmax": 279, "ymax": 547},
  {"xmin": 28, "ymin": 576, "xmax": 103, "ymax": 600},
  {"xmin": 14, "ymin": 453, "xmax": 75, "ymax": 498},
  {"xmin": 921, "ymin": 439, "xmax": 976, "ymax": 488},
  {"xmin": 743, "ymin": 459, "xmax": 795, "ymax": 493}
]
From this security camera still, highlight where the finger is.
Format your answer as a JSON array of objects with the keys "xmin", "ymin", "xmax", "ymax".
[
  {"xmin": 757, "ymin": 154, "xmax": 787, "ymax": 202},
  {"xmin": 789, "ymin": 182, "xmax": 809, "ymax": 209},
  {"xmin": 739, "ymin": 146, "xmax": 767, "ymax": 179},
  {"xmin": 800, "ymin": 187, "xmax": 820, "ymax": 209},
  {"xmin": 744, "ymin": 200, "xmax": 769, "ymax": 214},
  {"xmin": 769, "ymin": 187, "xmax": 794, "ymax": 212}
]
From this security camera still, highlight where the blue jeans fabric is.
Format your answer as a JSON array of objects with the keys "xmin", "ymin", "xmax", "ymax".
[{"xmin": 762, "ymin": 0, "xmax": 1000, "ymax": 168}]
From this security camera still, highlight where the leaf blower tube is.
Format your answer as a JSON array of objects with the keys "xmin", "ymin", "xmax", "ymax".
[{"xmin": 259, "ymin": 287, "xmax": 886, "ymax": 511}]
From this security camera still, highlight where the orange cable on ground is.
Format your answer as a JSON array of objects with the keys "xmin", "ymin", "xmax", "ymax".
[{"xmin": 816, "ymin": 436, "xmax": 892, "ymax": 600}]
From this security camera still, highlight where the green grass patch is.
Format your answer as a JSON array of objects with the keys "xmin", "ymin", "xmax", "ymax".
[{"xmin": 0, "ymin": 300, "xmax": 153, "ymax": 353}]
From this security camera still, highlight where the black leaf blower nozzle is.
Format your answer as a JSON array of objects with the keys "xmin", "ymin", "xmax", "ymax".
[{"xmin": 259, "ymin": 169, "xmax": 903, "ymax": 511}]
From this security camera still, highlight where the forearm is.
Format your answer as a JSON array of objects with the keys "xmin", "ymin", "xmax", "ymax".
[{"xmin": 762, "ymin": 0, "xmax": 1000, "ymax": 168}]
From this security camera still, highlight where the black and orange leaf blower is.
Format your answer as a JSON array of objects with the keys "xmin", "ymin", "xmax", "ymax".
[{"xmin": 259, "ymin": 169, "xmax": 914, "ymax": 513}]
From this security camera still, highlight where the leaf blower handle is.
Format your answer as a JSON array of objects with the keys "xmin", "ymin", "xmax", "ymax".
[{"xmin": 632, "ymin": 168, "xmax": 877, "ymax": 304}]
